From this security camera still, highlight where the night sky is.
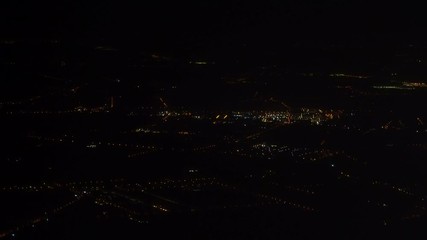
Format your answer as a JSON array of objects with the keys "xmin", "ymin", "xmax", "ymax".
[{"xmin": 2, "ymin": 1, "xmax": 427, "ymax": 49}]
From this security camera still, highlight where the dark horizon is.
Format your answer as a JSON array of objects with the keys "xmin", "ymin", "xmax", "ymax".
[{"xmin": 2, "ymin": 1, "xmax": 427, "ymax": 49}]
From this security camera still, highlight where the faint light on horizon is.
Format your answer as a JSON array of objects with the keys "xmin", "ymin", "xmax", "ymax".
[{"xmin": 189, "ymin": 61, "xmax": 212, "ymax": 65}]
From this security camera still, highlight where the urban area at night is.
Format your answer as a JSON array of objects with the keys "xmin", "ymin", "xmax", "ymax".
[{"xmin": 1, "ymin": 1, "xmax": 427, "ymax": 239}]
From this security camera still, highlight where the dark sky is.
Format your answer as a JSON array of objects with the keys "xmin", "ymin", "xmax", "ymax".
[{"xmin": 2, "ymin": 1, "xmax": 427, "ymax": 49}]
